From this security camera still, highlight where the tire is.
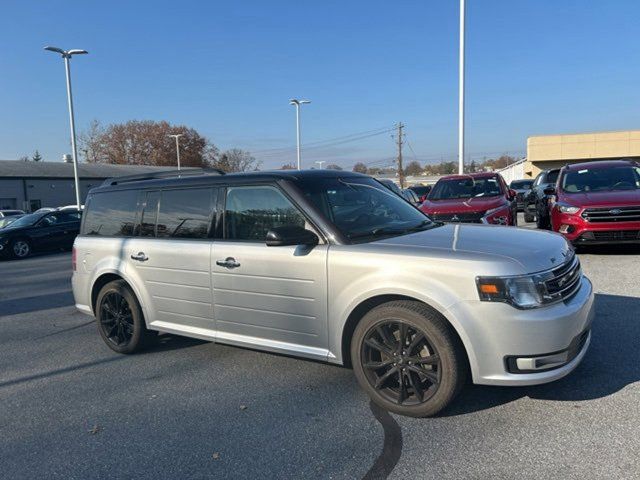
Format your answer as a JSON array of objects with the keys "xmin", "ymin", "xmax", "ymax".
[
  {"xmin": 536, "ymin": 213, "xmax": 549, "ymax": 230},
  {"xmin": 351, "ymin": 300, "xmax": 467, "ymax": 417},
  {"xmin": 95, "ymin": 280, "xmax": 156, "ymax": 354},
  {"xmin": 524, "ymin": 212, "xmax": 534, "ymax": 223},
  {"xmin": 10, "ymin": 238, "xmax": 31, "ymax": 259}
]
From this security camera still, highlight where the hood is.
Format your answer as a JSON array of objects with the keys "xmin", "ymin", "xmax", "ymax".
[
  {"xmin": 373, "ymin": 223, "xmax": 572, "ymax": 274},
  {"xmin": 560, "ymin": 189, "xmax": 640, "ymax": 207},
  {"xmin": 421, "ymin": 195, "xmax": 506, "ymax": 214}
]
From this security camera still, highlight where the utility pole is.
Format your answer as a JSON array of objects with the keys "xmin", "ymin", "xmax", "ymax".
[
  {"xmin": 458, "ymin": 0, "xmax": 466, "ymax": 175},
  {"xmin": 395, "ymin": 122, "xmax": 405, "ymax": 188}
]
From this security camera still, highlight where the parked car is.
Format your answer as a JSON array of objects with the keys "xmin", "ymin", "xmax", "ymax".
[
  {"xmin": 524, "ymin": 168, "xmax": 560, "ymax": 226},
  {"xmin": 419, "ymin": 173, "xmax": 518, "ymax": 225},
  {"xmin": 376, "ymin": 178, "xmax": 404, "ymax": 197},
  {"xmin": 509, "ymin": 179, "xmax": 533, "ymax": 211},
  {"xmin": 548, "ymin": 159, "xmax": 640, "ymax": 245},
  {"xmin": 35, "ymin": 207, "xmax": 57, "ymax": 213},
  {"xmin": 0, "ymin": 209, "xmax": 25, "ymax": 218},
  {"xmin": 408, "ymin": 184, "xmax": 432, "ymax": 202},
  {"xmin": 73, "ymin": 169, "xmax": 593, "ymax": 417},
  {"xmin": 402, "ymin": 188, "xmax": 421, "ymax": 205},
  {"xmin": 0, "ymin": 214, "xmax": 25, "ymax": 229},
  {"xmin": 0, "ymin": 210, "xmax": 81, "ymax": 259},
  {"xmin": 58, "ymin": 204, "xmax": 85, "ymax": 211}
]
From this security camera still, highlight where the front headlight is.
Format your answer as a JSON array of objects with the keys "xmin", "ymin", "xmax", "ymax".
[
  {"xmin": 556, "ymin": 202, "xmax": 580, "ymax": 214},
  {"xmin": 476, "ymin": 273, "xmax": 553, "ymax": 309}
]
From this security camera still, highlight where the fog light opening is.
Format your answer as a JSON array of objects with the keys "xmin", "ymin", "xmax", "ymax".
[{"xmin": 559, "ymin": 224, "xmax": 574, "ymax": 234}]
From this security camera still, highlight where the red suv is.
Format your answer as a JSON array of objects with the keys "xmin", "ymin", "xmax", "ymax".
[
  {"xmin": 549, "ymin": 160, "xmax": 640, "ymax": 244},
  {"xmin": 419, "ymin": 173, "xmax": 517, "ymax": 225}
]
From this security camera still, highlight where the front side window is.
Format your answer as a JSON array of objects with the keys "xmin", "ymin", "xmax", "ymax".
[
  {"xmin": 298, "ymin": 177, "xmax": 435, "ymax": 242},
  {"xmin": 561, "ymin": 166, "xmax": 640, "ymax": 193},
  {"xmin": 82, "ymin": 190, "xmax": 138, "ymax": 236},
  {"xmin": 429, "ymin": 176, "xmax": 502, "ymax": 200},
  {"xmin": 156, "ymin": 188, "xmax": 214, "ymax": 239},
  {"xmin": 225, "ymin": 186, "xmax": 306, "ymax": 241}
]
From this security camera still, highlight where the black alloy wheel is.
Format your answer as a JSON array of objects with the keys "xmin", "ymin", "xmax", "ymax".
[
  {"xmin": 96, "ymin": 280, "xmax": 155, "ymax": 354},
  {"xmin": 361, "ymin": 321, "xmax": 441, "ymax": 406},
  {"xmin": 351, "ymin": 300, "xmax": 466, "ymax": 417},
  {"xmin": 99, "ymin": 291, "xmax": 134, "ymax": 347}
]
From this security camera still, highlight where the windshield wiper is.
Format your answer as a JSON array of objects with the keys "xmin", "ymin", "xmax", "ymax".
[{"xmin": 349, "ymin": 220, "xmax": 436, "ymax": 239}]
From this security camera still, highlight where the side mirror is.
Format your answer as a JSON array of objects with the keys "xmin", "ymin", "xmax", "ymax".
[
  {"xmin": 508, "ymin": 188, "xmax": 517, "ymax": 199},
  {"xmin": 266, "ymin": 225, "xmax": 319, "ymax": 247},
  {"xmin": 543, "ymin": 186, "xmax": 556, "ymax": 196}
]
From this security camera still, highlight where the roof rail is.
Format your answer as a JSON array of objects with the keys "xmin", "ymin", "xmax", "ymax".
[{"xmin": 101, "ymin": 167, "xmax": 225, "ymax": 186}]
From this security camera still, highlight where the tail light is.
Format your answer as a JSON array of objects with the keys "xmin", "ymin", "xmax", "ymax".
[{"xmin": 72, "ymin": 246, "xmax": 77, "ymax": 271}]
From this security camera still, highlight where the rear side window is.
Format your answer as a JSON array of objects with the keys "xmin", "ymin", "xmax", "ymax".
[
  {"xmin": 225, "ymin": 186, "xmax": 306, "ymax": 241},
  {"xmin": 156, "ymin": 188, "xmax": 214, "ymax": 239},
  {"xmin": 82, "ymin": 190, "xmax": 138, "ymax": 236},
  {"xmin": 138, "ymin": 191, "xmax": 159, "ymax": 237}
]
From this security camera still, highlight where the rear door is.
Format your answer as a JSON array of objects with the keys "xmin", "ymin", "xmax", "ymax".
[
  {"xmin": 126, "ymin": 187, "xmax": 217, "ymax": 336},
  {"xmin": 211, "ymin": 184, "xmax": 329, "ymax": 360}
]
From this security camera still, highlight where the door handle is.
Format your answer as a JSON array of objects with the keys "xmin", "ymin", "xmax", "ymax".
[
  {"xmin": 216, "ymin": 257, "xmax": 240, "ymax": 269},
  {"xmin": 131, "ymin": 252, "xmax": 149, "ymax": 262}
]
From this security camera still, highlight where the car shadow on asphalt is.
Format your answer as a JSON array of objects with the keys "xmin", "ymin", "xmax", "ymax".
[
  {"xmin": 440, "ymin": 293, "xmax": 640, "ymax": 416},
  {"xmin": 0, "ymin": 291, "xmax": 75, "ymax": 316}
]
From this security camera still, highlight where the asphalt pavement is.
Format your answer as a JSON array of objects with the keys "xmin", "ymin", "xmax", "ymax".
[{"xmin": 1, "ymin": 217, "xmax": 639, "ymax": 479}]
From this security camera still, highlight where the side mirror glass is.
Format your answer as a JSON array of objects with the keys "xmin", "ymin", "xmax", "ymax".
[
  {"xmin": 508, "ymin": 188, "xmax": 517, "ymax": 199},
  {"xmin": 266, "ymin": 225, "xmax": 319, "ymax": 247},
  {"xmin": 543, "ymin": 186, "xmax": 556, "ymax": 196}
]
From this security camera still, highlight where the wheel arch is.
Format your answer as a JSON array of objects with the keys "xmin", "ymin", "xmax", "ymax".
[
  {"xmin": 91, "ymin": 273, "xmax": 126, "ymax": 315},
  {"xmin": 340, "ymin": 294, "xmax": 471, "ymax": 374}
]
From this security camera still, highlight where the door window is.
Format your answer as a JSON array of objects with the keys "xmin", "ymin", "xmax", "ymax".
[
  {"xmin": 224, "ymin": 186, "xmax": 306, "ymax": 241},
  {"xmin": 82, "ymin": 190, "xmax": 138, "ymax": 236},
  {"xmin": 138, "ymin": 191, "xmax": 160, "ymax": 237},
  {"xmin": 156, "ymin": 188, "xmax": 214, "ymax": 239}
]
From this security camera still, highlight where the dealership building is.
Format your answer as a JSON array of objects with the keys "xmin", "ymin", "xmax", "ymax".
[
  {"xmin": 0, "ymin": 160, "xmax": 182, "ymax": 212},
  {"xmin": 523, "ymin": 129, "xmax": 640, "ymax": 178}
]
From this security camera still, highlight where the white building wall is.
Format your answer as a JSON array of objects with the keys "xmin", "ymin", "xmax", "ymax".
[{"xmin": 496, "ymin": 159, "xmax": 526, "ymax": 185}]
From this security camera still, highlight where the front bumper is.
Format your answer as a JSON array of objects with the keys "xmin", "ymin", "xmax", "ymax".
[
  {"xmin": 445, "ymin": 276, "xmax": 594, "ymax": 386},
  {"xmin": 551, "ymin": 211, "xmax": 640, "ymax": 244}
]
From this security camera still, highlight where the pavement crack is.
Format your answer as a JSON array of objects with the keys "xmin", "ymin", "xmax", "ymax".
[{"xmin": 362, "ymin": 400, "xmax": 403, "ymax": 480}]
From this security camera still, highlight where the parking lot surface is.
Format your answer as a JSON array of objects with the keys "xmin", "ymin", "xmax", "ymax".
[{"xmin": 1, "ymin": 219, "xmax": 639, "ymax": 479}]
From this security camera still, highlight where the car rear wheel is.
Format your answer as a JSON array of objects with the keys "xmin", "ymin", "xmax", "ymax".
[
  {"xmin": 351, "ymin": 300, "xmax": 466, "ymax": 417},
  {"xmin": 96, "ymin": 280, "xmax": 156, "ymax": 354},
  {"xmin": 11, "ymin": 239, "xmax": 31, "ymax": 259}
]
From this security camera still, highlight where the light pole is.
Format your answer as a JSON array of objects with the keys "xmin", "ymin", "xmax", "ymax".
[
  {"xmin": 44, "ymin": 46, "xmax": 88, "ymax": 209},
  {"xmin": 168, "ymin": 134, "xmax": 184, "ymax": 170},
  {"xmin": 458, "ymin": 0, "xmax": 465, "ymax": 175},
  {"xmin": 289, "ymin": 98, "xmax": 311, "ymax": 170},
  {"xmin": 315, "ymin": 161, "xmax": 325, "ymax": 169}
]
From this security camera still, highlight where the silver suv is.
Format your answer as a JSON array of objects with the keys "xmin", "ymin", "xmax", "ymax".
[{"xmin": 72, "ymin": 169, "xmax": 594, "ymax": 417}]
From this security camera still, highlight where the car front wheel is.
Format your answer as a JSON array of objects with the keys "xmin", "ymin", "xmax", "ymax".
[
  {"xmin": 351, "ymin": 300, "xmax": 467, "ymax": 417},
  {"xmin": 11, "ymin": 239, "xmax": 31, "ymax": 259}
]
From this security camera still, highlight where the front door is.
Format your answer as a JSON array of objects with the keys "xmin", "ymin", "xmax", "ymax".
[
  {"xmin": 126, "ymin": 187, "xmax": 217, "ymax": 336},
  {"xmin": 212, "ymin": 185, "xmax": 329, "ymax": 360}
]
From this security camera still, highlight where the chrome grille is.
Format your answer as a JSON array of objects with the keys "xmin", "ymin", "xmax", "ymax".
[
  {"xmin": 581, "ymin": 205, "xmax": 640, "ymax": 223},
  {"xmin": 544, "ymin": 255, "xmax": 582, "ymax": 301}
]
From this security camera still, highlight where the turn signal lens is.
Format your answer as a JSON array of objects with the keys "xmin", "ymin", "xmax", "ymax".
[{"xmin": 480, "ymin": 284, "xmax": 499, "ymax": 294}]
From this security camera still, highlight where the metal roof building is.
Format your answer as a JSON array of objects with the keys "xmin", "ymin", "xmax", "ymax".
[{"xmin": 0, "ymin": 160, "xmax": 187, "ymax": 212}]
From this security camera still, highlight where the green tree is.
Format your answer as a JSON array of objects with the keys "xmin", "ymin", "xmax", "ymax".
[{"xmin": 32, "ymin": 150, "xmax": 43, "ymax": 162}]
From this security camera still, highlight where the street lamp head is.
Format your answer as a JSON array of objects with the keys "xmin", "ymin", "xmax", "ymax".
[
  {"xmin": 44, "ymin": 46, "xmax": 65, "ymax": 55},
  {"xmin": 290, "ymin": 98, "xmax": 311, "ymax": 106},
  {"xmin": 168, "ymin": 134, "xmax": 184, "ymax": 139},
  {"xmin": 68, "ymin": 49, "xmax": 89, "ymax": 56},
  {"xmin": 299, "ymin": 99, "xmax": 311, "ymax": 104},
  {"xmin": 44, "ymin": 46, "xmax": 88, "ymax": 58}
]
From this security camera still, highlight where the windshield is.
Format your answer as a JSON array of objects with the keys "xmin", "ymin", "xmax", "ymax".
[
  {"xmin": 429, "ymin": 176, "xmax": 502, "ymax": 200},
  {"xmin": 0, "ymin": 216, "xmax": 23, "ymax": 228},
  {"xmin": 4, "ymin": 213, "xmax": 42, "ymax": 228},
  {"xmin": 561, "ymin": 166, "xmax": 640, "ymax": 193},
  {"xmin": 510, "ymin": 180, "xmax": 532, "ymax": 190},
  {"xmin": 297, "ymin": 177, "xmax": 437, "ymax": 242}
]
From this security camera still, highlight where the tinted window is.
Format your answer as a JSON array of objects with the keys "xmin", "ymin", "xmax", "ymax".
[
  {"xmin": 299, "ymin": 177, "xmax": 433, "ymax": 242},
  {"xmin": 156, "ymin": 188, "xmax": 214, "ymax": 239},
  {"xmin": 429, "ymin": 176, "xmax": 503, "ymax": 200},
  {"xmin": 545, "ymin": 170, "xmax": 559, "ymax": 184},
  {"xmin": 510, "ymin": 180, "xmax": 532, "ymax": 189},
  {"xmin": 225, "ymin": 186, "xmax": 306, "ymax": 241},
  {"xmin": 82, "ymin": 190, "xmax": 138, "ymax": 236},
  {"xmin": 561, "ymin": 166, "xmax": 640, "ymax": 193},
  {"xmin": 138, "ymin": 191, "xmax": 159, "ymax": 237}
]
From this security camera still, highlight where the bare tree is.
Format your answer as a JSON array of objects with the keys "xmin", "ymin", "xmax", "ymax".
[
  {"xmin": 213, "ymin": 148, "xmax": 261, "ymax": 173},
  {"xmin": 280, "ymin": 163, "xmax": 296, "ymax": 170},
  {"xmin": 404, "ymin": 160, "xmax": 423, "ymax": 176},
  {"xmin": 325, "ymin": 163, "xmax": 343, "ymax": 170},
  {"xmin": 352, "ymin": 162, "xmax": 368, "ymax": 174},
  {"xmin": 79, "ymin": 120, "xmax": 218, "ymax": 167}
]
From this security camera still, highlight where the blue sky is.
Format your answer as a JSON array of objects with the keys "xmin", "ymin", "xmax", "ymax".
[{"xmin": 0, "ymin": 0, "xmax": 638, "ymax": 169}]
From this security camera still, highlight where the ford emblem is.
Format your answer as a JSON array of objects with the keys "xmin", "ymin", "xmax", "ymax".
[{"xmin": 609, "ymin": 209, "xmax": 622, "ymax": 215}]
